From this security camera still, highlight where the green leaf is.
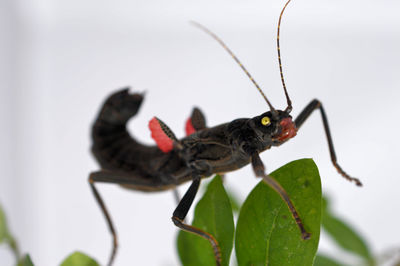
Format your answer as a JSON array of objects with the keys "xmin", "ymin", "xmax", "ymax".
[
  {"xmin": 235, "ymin": 159, "xmax": 322, "ymax": 266},
  {"xmin": 322, "ymin": 197, "xmax": 374, "ymax": 265},
  {"xmin": 0, "ymin": 204, "xmax": 7, "ymax": 243},
  {"xmin": 314, "ymin": 254, "xmax": 344, "ymax": 266},
  {"xmin": 177, "ymin": 175, "xmax": 235, "ymax": 266},
  {"xmin": 0, "ymin": 203, "xmax": 20, "ymax": 261},
  {"xmin": 60, "ymin": 251, "xmax": 99, "ymax": 266},
  {"xmin": 18, "ymin": 254, "xmax": 35, "ymax": 266}
]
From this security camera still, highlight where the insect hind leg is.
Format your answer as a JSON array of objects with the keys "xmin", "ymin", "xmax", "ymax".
[
  {"xmin": 88, "ymin": 170, "xmax": 167, "ymax": 266},
  {"xmin": 88, "ymin": 172, "xmax": 119, "ymax": 266}
]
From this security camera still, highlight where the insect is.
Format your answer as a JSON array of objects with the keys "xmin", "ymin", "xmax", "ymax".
[{"xmin": 88, "ymin": 0, "xmax": 362, "ymax": 265}]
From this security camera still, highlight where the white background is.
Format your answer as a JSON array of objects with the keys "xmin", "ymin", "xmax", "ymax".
[{"xmin": 1, "ymin": 0, "xmax": 399, "ymax": 265}]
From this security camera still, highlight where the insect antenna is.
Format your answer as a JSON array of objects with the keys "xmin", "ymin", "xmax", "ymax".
[
  {"xmin": 277, "ymin": 0, "xmax": 293, "ymax": 113},
  {"xmin": 190, "ymin": 21, "xmax": 278, "ymax": 117}
]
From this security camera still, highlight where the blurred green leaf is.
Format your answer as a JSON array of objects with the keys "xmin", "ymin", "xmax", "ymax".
[
  {"xmin": 18, "ymin": 254, "xmax": 34, "ymax": 266},
  {"xmin": 0, "ymin": 203, "xmax": 20, "ymax": 261},
  {"xmin": 60, "ymin": 251, "xmax": 99, "ymax": 266},
  {"xmin": 235, "ymin": 159, "xmax": 322, "ymax": 266},
  {"xmin": 322, "ymin": 197, "xmax": 374, "ymax": 265},
  {"xmin": 177, "ymin": 175, "xmax": 234, "ymax": 266},
  {"xmin": 314, "ymin": 253, "xmax": 345, "ymax": 266},
  {"xmin": 0, "ymin": 204, "xmax": 7, "ymax": 243}
]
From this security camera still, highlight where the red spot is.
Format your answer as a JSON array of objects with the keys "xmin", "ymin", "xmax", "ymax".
[
  {"xmin": 276, "ymin": 118, "xmax": 297, "ymax": 142},
  {"xmin": 149, "ymin": 117, "xmax": 173, "ymax": 153},
  {"xmin": 185, "ymin": 118, "xmax": 196, "ymax": 136}
]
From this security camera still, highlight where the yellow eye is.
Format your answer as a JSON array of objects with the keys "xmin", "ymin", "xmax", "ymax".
[{"xmin": 261, "ymin": 116, "xmax": 271, "ymax": 126}]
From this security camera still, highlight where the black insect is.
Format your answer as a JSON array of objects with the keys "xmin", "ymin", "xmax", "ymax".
[{"xmin": 88, "ymin": 0, "xmax": 362, "ymax": 265}]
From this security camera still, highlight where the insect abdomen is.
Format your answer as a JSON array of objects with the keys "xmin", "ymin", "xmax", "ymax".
[{"xmin": 91, "ymin": 89, "xmax": 153, "ymax": 172}]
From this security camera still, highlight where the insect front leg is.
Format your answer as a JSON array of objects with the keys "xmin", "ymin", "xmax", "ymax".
[
  {"xmin": 172, "ymin": 175, "xmax": 222, "ymax": 266},
  {"xmin": 251, "ymin": 153, "xmax": 311, "ymax": 240},
  {"xmin": 295, "ymin": 99, "xmax": 362, "ymax": 186}
]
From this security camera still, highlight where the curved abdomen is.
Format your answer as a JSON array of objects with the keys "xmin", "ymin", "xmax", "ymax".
[{"xmin": 91, "ymin": 89, "xmax": 188, "ymax": 189}]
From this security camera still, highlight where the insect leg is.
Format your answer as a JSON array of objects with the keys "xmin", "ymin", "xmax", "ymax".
[
  {"xmin": 89, "ymin": 170, "xmax": 165, "ymax": 266},
  {"xmin": 88, "ymin": 171, "xmax": 119, "ymax": 266},
  {"xmin": 251, "ymin": 153, "xmax": 311, "ymax": 240},
  {"xmin": 185, "ymin": 107, "xmax": 207, "ymax": 136},
  {"xmin": 171, "ymin": 176, "xmax": 222, "ymax": 266},
  {"xmin": 295, "ymin": 99, "xmax": 362, "ymax": 186}
]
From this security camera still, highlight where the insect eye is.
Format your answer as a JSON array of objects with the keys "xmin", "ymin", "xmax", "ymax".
[{"xmin": 261, "ymin": 116, "xmax": 271, "ymax": 126}]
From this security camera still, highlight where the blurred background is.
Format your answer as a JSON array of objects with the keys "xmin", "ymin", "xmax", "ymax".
[{"xmin": 1, "ymin": 0, "xmax": 399, "ymax": 265}]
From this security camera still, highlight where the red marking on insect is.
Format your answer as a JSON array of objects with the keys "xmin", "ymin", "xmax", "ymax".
[
  {"xmin": 149, "ymin": 117, "xmax": 174, "ymax": 153},
  {"xmin": 185, "ymin": 118, "xmax": 196, "ymax": 136},
  {"xmin": 276, "ymin": 117, "xmax": 297, "ymax": 142}
]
